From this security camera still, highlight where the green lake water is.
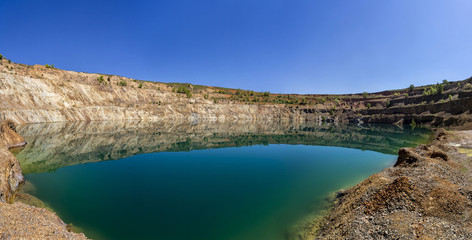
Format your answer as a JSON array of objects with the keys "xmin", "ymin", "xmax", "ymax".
[{"xmin": 13, "ymin": 121, "xmax": 431, "ymax": 240}]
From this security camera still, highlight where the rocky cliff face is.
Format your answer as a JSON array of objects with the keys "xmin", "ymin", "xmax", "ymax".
[
  {"xmin": 0, "ymin": 120, "xmax": 26, "ymax": 202},
  {"xmin": 0, "ymin": 60, "xmax": 309, "ymax": 124},
  {"xmin": 1, "ymin": 58, "xmax": 471, "ymax": 126}
]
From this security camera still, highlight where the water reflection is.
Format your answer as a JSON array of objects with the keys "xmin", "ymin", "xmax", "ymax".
[{"xmin": 15, "ymin": 120, "xmax": 430, "ymax": 174}]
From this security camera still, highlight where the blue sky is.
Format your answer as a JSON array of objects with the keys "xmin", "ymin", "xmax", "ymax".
[{"xmin": 1, "ymin": 0, "xmax": 471, "ymax": 94}]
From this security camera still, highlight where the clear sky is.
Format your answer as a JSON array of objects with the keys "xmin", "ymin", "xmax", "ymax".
[{"xmin": 1, "ymin": 0, "xmax": 471, "ymax": 94}]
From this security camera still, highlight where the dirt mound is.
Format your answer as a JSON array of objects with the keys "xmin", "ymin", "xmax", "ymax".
[
  {"xmin": 314, "ymin": 129, "xmax": 472, "ymax": 239},
  {"xmin": 363, "ymin": 176, "xmax": 417, "ymax": 214}
]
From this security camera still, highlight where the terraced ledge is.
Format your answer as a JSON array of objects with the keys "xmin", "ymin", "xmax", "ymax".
[
  {"xmin": 306, "ymin": 129, "xmax": 472, "ymax": 239},
  {"xmin": 0, "ymin": 120, "xmax": 87, "ymax": 239}
]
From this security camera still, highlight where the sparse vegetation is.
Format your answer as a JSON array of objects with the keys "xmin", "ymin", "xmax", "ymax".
[
  {"xmin": 366, "ymin": 103, "xmax": 371, "ymax": 109},
  {"xmin": 174, "ymin": 86, "xmax": 192, "ymax": 98},
  {"xmin": 422, "ymin": 83, "xmax": 444, "ymax": 96},
  {"xmin": 138, "ymin": 83, "xmax": 143, "ymax": 88},
  {"xmin": 362, "ymin": 92, "xmax": 368, "ymax": 98},
  {"xmin": 45, "ymin": 64, "xmax": 55, "ymax": 69},
  {"xmin": 0, "ymin": 54, "xmax": 3, "ymax": 60},
  {"xmin": 118, "ymin": 80, "xmax": 127, "ymax": 86},
  {"xmin": 97, "ymin": 76, "xmax": 105, "ymax": 83},
  {"xmin": 409, "ymin": 84, "xmax": 414, "ymax": 91}
]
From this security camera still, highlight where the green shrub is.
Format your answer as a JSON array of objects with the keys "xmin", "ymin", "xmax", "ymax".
[
  {"xmin": 263, "ymin": 92, "xmax": 270, "ymax": 97},
  {"xmin": 409, "ymin": 84, "xmax": 414, "ymax": 91},
  {"xmin": 45, "ymin": 64, "xmax": 54, "ymax": 68},
  {"xmin": 97, "ymin": 76, "xmax": 105, "ymax": 83},
  {"xmin": 362, "ymin": 92, "xmax": 368, "ymax": 98},
  {"xmin": 0, "ymin": 54, "xmax": 3, "ymax": 60},
  {"xmin": 366, "ymin": 103, "xmax": 371, "ymax": 109},
  {"xmin": 385, "ymin": 100, "xmax": 391, "ymax": 107},
  {"xmin": 442, "ymin": 79, "xmax": 448, "ymax": 85},
  {"xmin": 203, "ymin": 93, "xmax": 209, "ymax": 99},
  {"xmin": 118, "ymin": 80, "xmax": 127, "ymax": 86},
  {"xmin": 138, "ymin": 83, "xmax": 143, "ymax": 88},
  {"xmin": 449, "ymin": 94, "xmax": 453, "ymax": 101},
  {"xmin": 422, "ymin": 83, "xmax": 444, "ymax": 96}
]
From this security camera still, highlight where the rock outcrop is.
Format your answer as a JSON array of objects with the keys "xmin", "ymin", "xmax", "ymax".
[{"xmin": 0, "ymin": 120, "xmax": 25, "ymax": 202}]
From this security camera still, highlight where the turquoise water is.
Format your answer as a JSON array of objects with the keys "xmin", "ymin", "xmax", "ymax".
[{"xmin": 15, "ymin": 121, "xmax": 430, "ymax": 240}]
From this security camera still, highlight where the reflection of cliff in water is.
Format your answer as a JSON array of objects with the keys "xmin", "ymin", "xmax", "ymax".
[{"xmin": 14, "ymin": 120, "xmax": 431, "ymax": 174}]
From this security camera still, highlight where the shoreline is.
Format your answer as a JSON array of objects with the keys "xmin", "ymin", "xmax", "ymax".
[
  {"xmin": 308, "ymin": 128, "xmax": 472, "ymax": 239},
  {"xmin": 0, "ymin": 120, "xmax": 88, "ymax": 239}
]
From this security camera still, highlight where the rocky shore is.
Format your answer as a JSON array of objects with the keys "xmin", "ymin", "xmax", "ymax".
[
  {"xmin": 304, "ymin": 128, "xmax": 472, "ymax": 239},
  {"xmin": 0, "ymin": 120, "xmax": 87, "ymax": 239}
]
